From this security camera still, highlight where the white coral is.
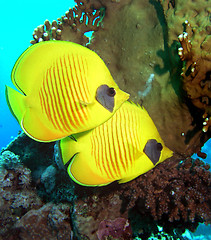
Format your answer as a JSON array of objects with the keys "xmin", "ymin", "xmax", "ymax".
[{"xmin": 138, "ymin": 73, "xmax": 155, "ymax": 98}]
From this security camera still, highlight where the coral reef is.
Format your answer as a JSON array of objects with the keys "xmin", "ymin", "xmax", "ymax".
[
  {"xmin": 0, "ymin": 150, "xmax": 21, "ymax": 169},
  {"xmin": 1, "ymin": 132, "xmax": 75, "ymax": 203},
  {"xmin": 89, "ymin": 0, "xmax": 210, "ymax": 156},
  {"xmin": 157, "ymin": 0, "xmax": 211, "ymax": 145},
  {"xmin": 2, "ymin": 134, "xmax": 210, "ymax": 239},
  {"xmin": 40, "ymin": 165, "xmax": 57, "ymax": 194},
  {"xmin": 72, "ymin": 191, "xmax": 128, "ymax": 239},
  {"xmin": 0, "ymin": 148, "xmax": 73, "ymax": 239},
  {"xmin": 13, "ymin": 203, "xmax": 72, "ymax": 240},
  {"xmin": 96, "ymin": 218, "xmax": 132, "ymax": 240},
  {"xmin": 0, "ymin": 151, "xmax": 43, "ymax": 238},
  {"xmin": 70, "ymin": 155, "xmax": 210, "ymax": 239},
  {"xmin": 2, "ymin": 132, "xmax": 55, "ymax": 170},
  {"xmin": 177, "ymin": 22, "xmax": 211, "ymax": 132},
  {"xmin": 87, "ymin": 0, "xmax": 194, "ymax": 155},
  {"xmin": 121, "ymin": 157, "xmax": 211, "ymax": 234},
  {"xmin": 30, "ymin": 0, "xmax": 103, "ymax": 46},
  {"xmin": 2, "ymin": 0, "xmax": 211, "ymax": 239}
]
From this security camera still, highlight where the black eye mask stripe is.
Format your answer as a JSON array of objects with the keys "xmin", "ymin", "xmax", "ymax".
[
  {"xmin": 143, "ymin": 139, "xmax": 163, "ymax": 165},
  {"xmin": 96, "ymin": 84, "xmax": 116, "ymax": 112}
]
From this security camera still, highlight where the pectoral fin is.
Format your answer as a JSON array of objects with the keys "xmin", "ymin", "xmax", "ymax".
[{"xmin": 79, "ymin": 100, "xmax": 93, "ymax": 106}]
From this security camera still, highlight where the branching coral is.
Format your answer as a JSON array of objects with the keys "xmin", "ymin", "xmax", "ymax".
[
  {"xmin": 66, "ymin": 155, "xmax": 211, "ymax": 239},
  {"xmin": 30, "ymin": 0, "xmax": 103, "ymax": 46},
  {"xmin": 121, "ymin": 157, "xmax": 211, "ymax": 235}
]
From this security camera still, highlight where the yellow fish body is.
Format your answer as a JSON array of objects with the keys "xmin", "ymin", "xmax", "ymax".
[
  {"xmin": 59, "ymin": 101, "xmax": 173, "ymax": 186},
  {"xmin": 6, "ymin": 41, "xmax": 129, "ymax": 142}
]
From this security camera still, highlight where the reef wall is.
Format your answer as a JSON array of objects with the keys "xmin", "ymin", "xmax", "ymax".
[
  {"xmin": 31, "ymin": 0, "xmax": 211, "ymax": 156},
  {"xmin": 87, "ymin": 0, "xmax": 211, "ymax": 156}
]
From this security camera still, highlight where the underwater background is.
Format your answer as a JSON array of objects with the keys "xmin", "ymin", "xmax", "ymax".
[
  {"xmin": 0, "ymin": 0, "xmax": 210, "ymax": 239},
  {"xmin": 0, "ymin": 0, "xmax": 75, "ymax": 148}
]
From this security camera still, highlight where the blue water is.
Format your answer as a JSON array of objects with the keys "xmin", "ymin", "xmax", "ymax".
[
  {"xmin": 192, "ymin": 139, "xmax": 211, "ymax": 164},
  {"xmin": 0, "ymin": 0, "xmax": 75, "ymax": 148}
]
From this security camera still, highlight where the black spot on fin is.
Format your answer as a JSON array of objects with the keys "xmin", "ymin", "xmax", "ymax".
[
  {"xmin": 143, "ymin": 139, "xmax": 163, "ymax": 165},
  {"xmin": 96, "ymin": 84, "xmax": 116, "ymax": 112}
]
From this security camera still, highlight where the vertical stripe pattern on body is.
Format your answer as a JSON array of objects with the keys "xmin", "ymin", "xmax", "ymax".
[
  {"xmin": 90, "ymin": 104, "xmax": 141, "ymax": 181},
  {"xmin": 39, "ymin": 54, "xmax": 90, "ymax": 133}
]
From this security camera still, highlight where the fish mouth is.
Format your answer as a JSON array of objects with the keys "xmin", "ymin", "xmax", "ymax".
[{"xmin": 115, "ymin": 89, "xmax": 130, "ymax": 108}]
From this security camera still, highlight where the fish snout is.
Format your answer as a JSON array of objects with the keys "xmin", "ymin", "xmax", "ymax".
[{"xmin": 115, "ymin": 89, "xmax": 130, "ymax": 107}]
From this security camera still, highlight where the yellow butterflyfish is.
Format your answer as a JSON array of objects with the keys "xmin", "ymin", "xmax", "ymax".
[
  {"xmin": 5, "ymin": 41, "xmax": 129, "ymax": 142},
  {"xmin": 59, "ymin": 101, "xmax": 173, "ymax": 186}
]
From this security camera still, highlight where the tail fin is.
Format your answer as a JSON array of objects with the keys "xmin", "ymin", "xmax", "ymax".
[{"xmin": 5, "ymin": 85, "xmax": 25, "ymax": 124}]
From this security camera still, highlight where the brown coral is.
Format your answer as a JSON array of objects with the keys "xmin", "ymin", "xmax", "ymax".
[
  {"xmin": 158, "ymin": 0, "xmax": 211, "ymax": 132},
  {"xmin": 13, "ymin": 203, "xmax": 72, "ymax": 240},
  {"xmin": 0, "ymin": 149, "xmax": 73, "ymax": 240},
  {"xmin": 121, "ymin": 156, "xmax": 211, "ymax": 233},
  {"xmin": 0, "ymin": 163, "xmax": 43, "ymax": 238},
  {"xmin": 177, "ymin": 21, "xmax": 211, "ymax": 132},
  {"xmin": 83, "ymin": 0, "xmax": 211, "ymax": 156},
  {"xmin": 97, "ymin": 218, "xmax": 133, "ymax": 240},
  {"xmin": 66, "ymin": 155, "xmax": 211, "ymax": 239}
]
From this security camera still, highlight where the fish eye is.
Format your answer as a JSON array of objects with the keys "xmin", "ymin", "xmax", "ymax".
[
  {"xmin": 157, "ymin": 143, "xmax": 163, "ymax": 151},
  {"xmin": 107, "ymin": 87, "xmax": 116, "ymax": 97},
  {"xmin": 96, "ymin": 85, "xmax": 115, "ymax": 112}
]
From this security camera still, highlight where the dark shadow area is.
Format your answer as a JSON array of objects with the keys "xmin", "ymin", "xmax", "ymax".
[{"xmin": 149, "ymin": 0, "xmax": 184, "ymax": 98}]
